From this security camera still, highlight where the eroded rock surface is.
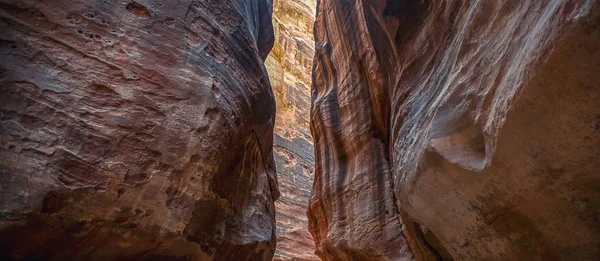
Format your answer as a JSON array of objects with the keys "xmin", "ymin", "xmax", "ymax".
[
  {"xmin": 265, "ymin": 0, "xmax": 319, "ymax": 260},
  {"xmin": 0, "ymin": 0, "xmax": 278, "ymax": 260},
  {"xmin": 309, "ymin": 0, "xmax": 599, "ymax": 260}
]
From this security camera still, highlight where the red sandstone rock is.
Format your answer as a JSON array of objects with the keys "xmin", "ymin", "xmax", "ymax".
[
  {"xmin": 0, "ymin": 0, "xmax": 278, "ymax": 260},
  {"xmin": 309, "ymin": 0, "xmax": 600, "ymax": 260}
]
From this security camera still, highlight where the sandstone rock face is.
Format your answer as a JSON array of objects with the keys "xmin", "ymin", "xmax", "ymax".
[
  {"xmin": 309, "ymin": 0, "xmax": 600, "ymax": 260},
  {"xmin": 265, "ymin": 0, "xmax": 319, "ymax": 260},
  {"xmin": 0, "ymin": 0, "xmax": 279, "ymax": 260}
]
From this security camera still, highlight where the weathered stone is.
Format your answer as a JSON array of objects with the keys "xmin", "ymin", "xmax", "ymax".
[
  {"xmin": 272, "ymin": 134, "xmax": 317, "ymax": 261},
  {"xmin": 265, "ymin": 0, "xmax": 319, "ymax": 260},
  {"xmin": 0, "ymin": 0, "xmax": 278, "ymax": 260},
  {"xmin": 309, "ymin": 0, "xmax": 600, "ymax": 260}
]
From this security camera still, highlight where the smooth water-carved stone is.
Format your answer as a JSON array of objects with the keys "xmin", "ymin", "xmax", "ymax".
[{"xmin": 309, "ymin": 0, "xmax": 599, "ymax": 260}]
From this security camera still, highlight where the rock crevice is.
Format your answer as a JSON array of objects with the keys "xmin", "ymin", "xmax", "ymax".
[{"xmin": 265, "ymin": 0, "xmax": 320, "ymax": 260}]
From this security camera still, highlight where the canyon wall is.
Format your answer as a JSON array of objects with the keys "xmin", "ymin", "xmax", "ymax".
[
  {"xmin": 265, "ymin": 0, "xmax": 319, "ymax": 260},
  {"xmin": 0, "ymin": 0, "xmax": 279, "ymax": 260},
  {"xmin": 309, "ymin": 0, "xmax": 600, "ymax": 260}
]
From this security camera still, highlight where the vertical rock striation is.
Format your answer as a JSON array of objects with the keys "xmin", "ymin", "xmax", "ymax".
[
  {"xmin": 309, "ymin": 0, "xmax": 600, "ymax": 260},
  {"xmin": 0, "ymin": 0, "xmax": 279, "ymax": 260},
  {"xmin": 265, "ymin": 0, "xmax": 320, "ymax": 260},
  {"xmin": 309, "ymin": 0, "xmax": 414, "ymax": 259}
]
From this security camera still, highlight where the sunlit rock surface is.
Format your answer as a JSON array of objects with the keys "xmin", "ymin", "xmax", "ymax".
[
  {"xmin": 0, "ymin": 0, "xmax": 279, "ymax": 260},
  {"xmin": 265, "ymin": 0, "xmax": 319, "ymax": 260},
  {"xmin": 309, "ymin": 0, "xmax": 599, "ymax": 260}
]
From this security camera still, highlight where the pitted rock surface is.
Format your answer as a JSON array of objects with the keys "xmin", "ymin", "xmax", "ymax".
[{"xmin": 0, "ymin": 0, "xmax": 278, "ymax": 260}]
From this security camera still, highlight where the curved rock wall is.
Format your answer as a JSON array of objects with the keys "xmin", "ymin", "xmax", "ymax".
[
  {"xmin": 309, "ymin": 0, "xmax": 599, "ymax": 260},
  {"xmin": 0, "ymin": 0, "xmax": 278, "ymax": 260},
  {"xmin": 265, "ymin": 0, "xmax": 320, "ymax": 260}
]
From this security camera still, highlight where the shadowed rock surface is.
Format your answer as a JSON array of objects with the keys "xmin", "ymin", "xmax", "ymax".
[
  {"xmin": 309, "ymin": 0, "xmax": 599, "ymax": 260},
  {"xmin": 0, "ymin": 0, "xmax": 279, "ymax": 260},
  {"xmin": 265, "ymin": 0, "xmax": 320, "ymax": 260}
]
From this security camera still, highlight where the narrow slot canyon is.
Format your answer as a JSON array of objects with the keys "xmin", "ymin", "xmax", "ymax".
[
  {"xmin": 265, "ymin": 0, "xmax": 319, "ymax": 260},
  {"xmin": 0, "ymin": 0, "xmax": 598, "ymax": 261}
]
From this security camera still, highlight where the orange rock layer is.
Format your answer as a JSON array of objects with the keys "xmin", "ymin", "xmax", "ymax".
[{"xmin": 309, "ymin": 0, "xmax": 600, "ymax": 260}]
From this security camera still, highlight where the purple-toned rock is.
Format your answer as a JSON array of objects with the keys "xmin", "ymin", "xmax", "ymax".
[{"xmin": 0, "ymin": 0, "xmax": 278, "ymax": 260}]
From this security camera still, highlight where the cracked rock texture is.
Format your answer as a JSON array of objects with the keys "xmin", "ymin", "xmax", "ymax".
[
  {"xmin": 265, "ymin": 0, "xmax": 319, "ymax": 260},
  {"xmin": 0, "ymin": 0, "xmax": 279, "ymax": 260},
  {"xmin": 309, "ymin": 0, "xmax": 599, "ymax": 260}
]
